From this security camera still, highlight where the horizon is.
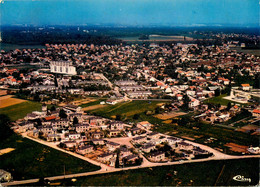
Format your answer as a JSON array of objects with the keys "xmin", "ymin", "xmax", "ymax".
[{"xmin": 0, "ymin": 0, "xmax": 259, "ymax": 27}]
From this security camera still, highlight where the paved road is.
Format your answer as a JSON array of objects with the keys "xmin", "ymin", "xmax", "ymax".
[{"xmin": 2, "ymin": 134, "xmax": 260, "ymax": 186}]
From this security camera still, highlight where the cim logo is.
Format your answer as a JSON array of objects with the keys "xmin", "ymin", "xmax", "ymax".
[{"xmin": 233, "ymin": 175, "xmax": 251, "ymax": 183}]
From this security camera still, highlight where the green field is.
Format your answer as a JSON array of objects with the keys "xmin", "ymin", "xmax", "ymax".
[
  {"xmin": 0, "ymin": 134, "xmax": 100, "ymax": 180},
  {"xmin": 204, "ymin": 94, "xmax": 232, "ymax": 106},
  {"xmin": 0, "ymin": 101, "xmax": 42, "ymax": 121},
  {"xmin": 90, "ymin": 100, "xmax": 165, "ymax": 120},
  {"xmin": 80, "ymin": 98, "xmax": 106, "ymax": 108},
  {"xmin": 51, "ymin": 159, "xmax": 259, "ymax": 186}
]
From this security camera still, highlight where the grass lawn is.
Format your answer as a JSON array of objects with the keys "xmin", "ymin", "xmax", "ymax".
[
  {"xmin": 204, "ymin": 94, "xmax": 234, "ymax": 106},
  {"xmin": 0, "ymin": 101, "xmax": 42, "ymax": 121},
  {"xmin": 53, "ymin": 159, "xmax": 259, "ymax": 186},
  {"xmin": 90, "ymin": 100, "xmax": 165, "ymax": 119},
  {"xmin": 0, "ymin": 134, "xmax": 100, "ymax": 180}
]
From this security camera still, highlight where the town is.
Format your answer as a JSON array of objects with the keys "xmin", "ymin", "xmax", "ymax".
[{"xmin": 0, "ymin": 38, "xmax": 259, "ymax": 184}]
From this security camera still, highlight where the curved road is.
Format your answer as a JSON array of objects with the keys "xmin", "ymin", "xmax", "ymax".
[{"xmin": 2, "ymin": 134, "xmax": 260, "ymax": 186}]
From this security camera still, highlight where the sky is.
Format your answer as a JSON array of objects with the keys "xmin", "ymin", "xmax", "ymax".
[{"xmin": 0, "ymin": 0, "xmax": 259, "ymax": 27}]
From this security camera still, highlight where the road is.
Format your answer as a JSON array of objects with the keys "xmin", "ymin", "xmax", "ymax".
[{"xmin": 2, "ymin": 134, "xmax": 260, "ymax": 186}]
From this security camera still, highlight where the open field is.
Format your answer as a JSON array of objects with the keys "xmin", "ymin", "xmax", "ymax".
[
  {"xmin": 154, "ymin": 111, "xmax": 187, "ymax": 120},
  {"xmin": 0, "ymin": 148, "xmax": 15, "ymax": 155},
  {"xmin": 154, "ymin": 120, "xmax": 259, "ymax": 150},
  {"xmin": 236, "ymin": 124, "xmax": 259, "ymax": 133},
  {"xmin": 72, "ymin": 98, "xmax": 97, "ymax": 106},
  {"xmin": 0, "ymin": 134, "xmax": 100, "ymax": 180},
  {"xmin": 224, "ymin": 143, "xmax": 249, "ymax": 153},
  {"xmin": 203, "ymin": 94, "xmax": 243, "ymax": 106},
  {"xmin": 0, "ymin": 95, "xmax": 26, "ymax": 108},
  {"xmin": 80, "ymin": 98, "xmax": 106, "ymax": 108},
  {"xmin": 83, "ymin": 104, "xmax": 108, "ymax": 111},
  {"xmin": 0, "ymin": 101, "xmax": 42, "ymax": 121},
  {"xmin": 52, "ymin": 159, "xmax": 259, "ymax": 186},
  {"xmin": 90, "ymin": 100, "xmax": 166, "ymax": 119},
  {"xmin": 0, "ymin": 90, "xmax": 7, "ymax": 96}
]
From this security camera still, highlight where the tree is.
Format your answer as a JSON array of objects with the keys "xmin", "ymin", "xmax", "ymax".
[
  {"xmin": 59, "ymin": 109, "xmax": 67, "ymax": 119},
  {"xmin": 227, "ymin": 102, "xmax": 232, "ymax": 111},
  {"xmin": 0, "ymin": 114, "xmax": 13, "ymax": 141},
  {"xmin": 50, "ymin": 105, "xmax": 56, "ymax": 111},
  {"xmin": 73, "ymin": 117, "xmax": 79, "ymax": 125},
  {"xmin": 115, "ymin": 153, "xmax": 120, "ymax": 168},
  {"xmin": 133, "ymin": 114, "xmax": 140, "ymax": 120},
  {"xmin": 116, "ymin": 114, "xmax": 121, "ymax": 121},
  {"xmin": 215, "ymin": 88, "xmax": 221, "ymax": 97}
]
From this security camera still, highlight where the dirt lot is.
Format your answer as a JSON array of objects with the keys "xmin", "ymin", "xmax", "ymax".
[
  {"xmin": 72, "ymin": 98, "xmax": 97, "ymax": 105},
  {"xmin": 154, "ymin": 111, "xmax": 186, "ymax": 120},
  {"xmin": 236, "ymin": 125, "xmax": 259, "ymax": 133},
  {"xmin": 0, "ymin": 148, "xmax": 15, "ymax": 155},
  {"xmin": 0, "ymin": 90, "xmax": 7, "ymax": 96},
  {"xmin": 0, "ymin": 95, "xmax": 26, "ymax": 108},
  {"xmin": 82, "ymin": 104, "xmax": 107, "ymax": 111},
  {"xmin": 224, "ymin": 143, "xmax": 249, "ymax": 153}
]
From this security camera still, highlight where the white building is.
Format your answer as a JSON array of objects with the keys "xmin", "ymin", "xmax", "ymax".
[{"xmin": 50, "ymin": 61, "xmax": 77, "ymax": 75}]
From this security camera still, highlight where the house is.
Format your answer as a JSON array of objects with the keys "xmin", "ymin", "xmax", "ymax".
[
  {"xmin": 68, "ymin": 133, "xmax": 81, "ymax": 140},
  {"xmin": 147, "ymin": 132, "xmax": 160, "ymax": 139},
  {"xmin": 176, "ymin": 94, "xmax": 183, "ymax": 100},
  {"xmin": 63, "ymin": 104, "xmax": 83, "ymax": 113},
  {"xmin": 252, "ymin": 109, "xmax": 260, "ymax": 117},
  {"xmin": 106, "ymin": 99, "xmax": 118, "ymax": 105},
  {"xmin": 77, "ymin": 145, "xmax": 94, "ymax": 155},
  {"xmin": 189, "ymin": 98, "xmax": 200, "ymax": 108},
  {"xmin": 241, "ymin": 84, "xmax": 251, "ymax": 91},
  {"xmin": 131, "ymin": 127, "xmax": 142, "ymax": 135},
  {"xmin": 62, "ymin": 140, "xmax": 77, "ymax": 148},
  {"xmin": 47, "ymin": 134, "xmax": 61, "ymax": 142},
  {"xmin": 109, "ymin": 130, "xmax": 121, "ymax": 137},
  {"xmin": 178, "ymin": 141, "xmax": 194, "ymax": 150},
  {"xmin": 92, "ymin": 132, "xmax": 103, "ymax": 139},
  {"xmin": 0, "ymin": 169, "xmax": 12, "ymax": 182},
  {"xmin": 137, "ymin": 121, "xmax": 152, "ymax": 130},
  {"xmin": 192, "ymin": 147, "xmax": 209, "ymax": 156},
  {"xmin": 106, "ymin": 141, "xmax": 121, "ymax": 151},
  {"xmin": 142, "ymin": 143, "xmax": 156, "ymax": 153},
  {"xmin": 92, "ymin": 139, "xmax": 105, "ymax": 145},
  {"xmin": 17, "ymin": 121, "xmax": 34, "ymax": 133},
  {"xmin": 166, "ymin": 137, "xmax": 182, "ymax": 146},
  {"xmin": 75, "ymin": 124, "xmax": 89, "ymax": 133},
  {"xmin": 123, "ymin": 154, "xmax": 139, "ymax": 162},
  {"xmin": 119, "ymin": 147, "xmax": 132, "ymax": 157},
  {"xmin": 132, "ymin": 136, "xmax": 146, "ymax": 144},
  {"xmin": 247, "ymin": 147, "xmax": 260, "ymax": 154},
  {"xmin": 149, "ymin": 151, "xmax": 165, "ymax": 162},
  {"xmin": 98, "ymin": 152, "xmax": 115, "ymax": 162},
  {"xmin": 110, "ymin": 121, "xmax": 124, "ymax": 130}
]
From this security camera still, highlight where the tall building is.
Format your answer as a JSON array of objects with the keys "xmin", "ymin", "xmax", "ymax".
[{"xmin": 49, "ymin": 61, "xmax": 77, "ymax": 75}]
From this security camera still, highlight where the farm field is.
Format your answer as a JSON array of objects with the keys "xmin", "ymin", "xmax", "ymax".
[
  {"xmin": 0, "ymin": 101, "xmax": 42, "ymax": 121},
  {"xmin": 72, "ymin": 98, "xmax": 97, "ymax": 106},
  {"xmin": 0, "ymin": 134, "xmax": 100, "ymax": 180},
  {"xmin": 0, "ymin": 90, "xmax": 7, "ymax": 96},
  {"xmin": 154, "ymin": 111, "xmax": 187, "ymax": 120},
  {"xmin": 82, "ymin": 104, "xmax": 107, "ymax": 111},
  {"xmin": 0, "ymin": 95, "xmax": 26, "ymax": 108},
  {"xmin": 90, "ymin": 100, "xmax": 166, "ymax": 119},
  {"xmin": 52, "ymin": 159, "xmax": 259, "ymax": 186}
]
